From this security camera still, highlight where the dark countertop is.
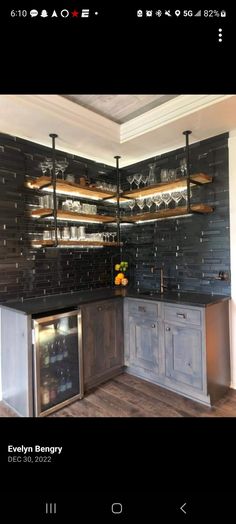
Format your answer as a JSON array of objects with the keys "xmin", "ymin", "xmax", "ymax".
[
  {"xmin": 0, "ymin": 288, "xmax": 122, "ymax": 315},
  {"xmin": 0, "ymin": 287, "xmax": 230, "ymax": 315}
]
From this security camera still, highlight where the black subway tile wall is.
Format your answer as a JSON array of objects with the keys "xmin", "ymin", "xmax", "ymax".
[
  {"xmin": 120, "ymin": 133, "xmax": 230, "ymax": 295},
  {"xmin": 0, "ymin": 131, "xmax": 230, "ymax": 302},
  {"xmin": 0, "ymin": 132, "xmax": 118, "ymax": 302}
]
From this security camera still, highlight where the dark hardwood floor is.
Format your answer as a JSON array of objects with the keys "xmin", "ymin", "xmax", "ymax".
[{"xmin": 1, "ymin": 373, "xmax": 236, "ymax": 417}]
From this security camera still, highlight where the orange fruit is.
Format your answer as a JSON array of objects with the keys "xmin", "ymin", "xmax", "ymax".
[{"xmin": 117, "ymin": 273, "xmax": 124, "ymax": 279}]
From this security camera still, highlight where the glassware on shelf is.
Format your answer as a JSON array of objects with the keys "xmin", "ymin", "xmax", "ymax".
[
  {"xmin": 153, "ymin": 194, "xmax": 162, "ymax": 211},
  {"xmin": 127, "ymin": 175, "xmax": 135, "ymax": 191},
  {"xmin": 133, "ymin": 173, "xmax": 142, "ymax": 189},
  {"xmin": 179, "ymin": 158, "xmax": 187, "ymax": 177},
  {"xmin": 141, "ymin": 174, "xmax": 148, "ymax": 187},
  {"xmin": 62, "ymin": 227, "xmax": 70, "ymax": 240},
  {"xmin": 43, "ymin": 230, "xmax": 52, "ymax": 240},
  {"xmin": 171, "ymin": 191, "xmax": 183, "ymax": 207},
  {"xmin": 128, "ymin": 199, "xmax": 136, "ymax": 214},
  {"xmin": 78, "ymin": 226, "xmax": 86, "ymax": 240},
  {"xmin": 51, "ymin": 229, "xmax": 61, "ymax": 240},
  {"xmin": 72, "ymin": 201, "xmax": 81, "ymax": 213},
  {"xmin": 70, "ymin": 226, "xmax": 78, "ymax": 240},
  {"xmin": 160, "ymin": 169, "xmax": 169, "ymax": 182},
  {"xmin": 148, "ymin": 164, "xmax": 157, "ymax": 186},
  {"xmin": 146, "ymin": 197, "xmax": 154, "ymax": 212},
  {"xmin": 182, "ymin": 188, "xmax": 192, "ymax": 205},
  {"xmin": 136, "ymin": 198, "xmax": 145, "ymax": 212},
  {"xmin": 168, "ymin": 169, "xmax": 177, "ymax": 181},
  {"xmin": 110, "ymin": 232, "xmax": 117, "ymax": 242},
  {"xmin": 62, "ymin": 199, "xmax": 73, "ymax": 211},
  {"xmin": 162, "ymin": 193, "xmax": 172, "ymax": 208}
]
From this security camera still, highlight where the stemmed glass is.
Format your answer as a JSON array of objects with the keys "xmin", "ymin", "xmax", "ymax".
[
  {"xmin": 146, "ymin": 197, "xmax": 154, "ymax": 212},
  {"xmin": 180, "ymin": 158, "xmax": 187, "ymax": 177},
  {"xmin": 110, "ymin": 232, "xmax": 117, "ymax": 242},
  {"xmin": 153, "ymin": 194, "xmax": 162, "ymax": 212},
  {"xmin": 136, "ymin": 198, "xmax": 145, "ymax": 213},
  {"xmin": 172, "ymin": 191, "xmax": 183, "ymax": 207},
  {"xmin": 162, "ymin": 193, "xmax": 172, "ymax": 209},
  {"xmin": 128, "ymin": 200, "xmax": 136, "ymax": 214},
  {"xmin": 141, "ymin": 174, "xmax": 148, "ymax": 187},
  {"xmin": 133, "ymin": 174, "xmax": 142, "ymax": 189},
  {"xmin": 127, "ymin": 175, "xmax": 134, "ymax": 191}
]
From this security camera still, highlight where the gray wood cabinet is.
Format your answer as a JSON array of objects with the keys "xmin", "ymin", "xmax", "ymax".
[
  {"xmin": 124, "ymin": 297, "xmax": 230, "ymax": 406},
  {"xmin": 82, "ymin": 298, "xmax": 124, "ymax": 390}
]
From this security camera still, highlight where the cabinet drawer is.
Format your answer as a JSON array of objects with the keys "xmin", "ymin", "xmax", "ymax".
[
  {"xmin": 127, "ymin": 299, "xmax": 159, "ymax": 317},
  {"xmin": 164, "ymin": 305, "xmax": 201, "ymax": 326}
]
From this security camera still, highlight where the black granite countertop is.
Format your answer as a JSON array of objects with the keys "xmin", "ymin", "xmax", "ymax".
[{"xmin": 0, "ymin": 287, "xmax": 230, "ymax": 315}]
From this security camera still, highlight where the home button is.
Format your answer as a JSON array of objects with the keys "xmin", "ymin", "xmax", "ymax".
[{"xmin": 111, "ymin": 502, "xmax": 123, "ymax": 514}]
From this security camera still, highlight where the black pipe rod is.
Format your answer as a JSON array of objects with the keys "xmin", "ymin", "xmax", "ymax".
[
  {"xmin": 183, "ymin": 130, "xmax": 192, "ymax": 213},
  {"xmin": 49, "ymin": 133, "xmax": 58, "ymax": 247},
  {"xmin": 114, "ymin": 155, "xmax": 121, "ymax": 249}
]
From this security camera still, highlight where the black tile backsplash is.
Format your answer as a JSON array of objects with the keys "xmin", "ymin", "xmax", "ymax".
[{"xmin": 0, "ymin": 131, "xmax": 230, "ymax": 302}]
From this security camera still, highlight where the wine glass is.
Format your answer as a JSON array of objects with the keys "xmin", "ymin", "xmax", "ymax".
[
  {"xmin": 110, "ymin": 232, "xmax": 117, "ymax": 242},
  {"xmin": 136, "ymin": 198, "xmax": 145, "ymax": 213},
  {"xmin": 162, "ymin": 193, "xmax": 172, "ymax": 208},
  {"xmin": 128, "ymin": 200, "xmax": 136, "ymax": 214},
  {"xmin": 146, "ymin": 197, "xmax": 154, "ymax": 212},
  {"xmin": 172, "ymin": 191, "xmax": 183, "ymax": 207},
  {"xmin": 180, "ymin": 158, "xmax": 187, "ymax": 177},
  {"xmin": 182, "ymin": 188, "xmax": 192, "ymax": 205},
  {"xmin": 127, "ymin": 175, "xmax": 134, "ymax": 191},
  {"xmin": 153, "ymin": 194, "xmax": 162, "ymax": 211},
  {"xmin": 141, "ymin": 174, "xmax": 148, "ymax": 187},
  {"xmin": 133, "ymin": 174, "xmax": 142, "ymax": 189},
  {"xmin": 148, "ymin": 164, "xmax": 156, "ymax": 186}
]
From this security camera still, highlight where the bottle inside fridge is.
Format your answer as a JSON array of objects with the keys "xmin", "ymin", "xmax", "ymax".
[{"xmin": 33, "ymin": 310, "xmax": 83, "ymax": 416}]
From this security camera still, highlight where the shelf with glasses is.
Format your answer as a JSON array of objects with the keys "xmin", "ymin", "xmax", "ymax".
[
  {"xmin": 121, "ymin": 204, "xmax": 214, "ymax": 223},
  {"xmin": 29, "ymin": 208, "xmax": 116, "ymax": 224},
  {"xmin": 26, "ymin": 176, "xmax": 118, "ymax": 201},
  {"xmin": 31, "ymin": 240, "xmax": 122, "ymax": 247},
  {"xmin": 123, "ymin": 173, "xmax": 212, "ymax": 199}
]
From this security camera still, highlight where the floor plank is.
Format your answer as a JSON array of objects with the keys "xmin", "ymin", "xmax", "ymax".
[{"xmin": 0, "ymin": 373, "xmax": 236, "ymax": 417}]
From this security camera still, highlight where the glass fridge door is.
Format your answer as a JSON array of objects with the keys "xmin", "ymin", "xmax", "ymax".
[{"xmin": 33, "ymin": 310, "xmax": 83, "ymax": 416}]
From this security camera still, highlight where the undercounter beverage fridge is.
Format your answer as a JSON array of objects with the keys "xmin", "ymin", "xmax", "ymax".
[{"xmin": 33, "ymin": 310, "xmax": 83, "ymax": 416}]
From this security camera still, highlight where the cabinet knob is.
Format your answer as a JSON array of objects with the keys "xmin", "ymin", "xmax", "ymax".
[
  {"xmin": 97, "ymin": 306, "xmax": 102, "ymax": 311},
  {"xmin": 165, "ymin": 327, "xmax": 171, "ymax": 331},
  {"xmin": 151, "ymin": 324, "xmax": 156, "ymax": 328}
]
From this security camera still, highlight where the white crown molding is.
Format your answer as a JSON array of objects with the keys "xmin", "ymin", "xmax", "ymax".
[
  {"xmin": 120, "ymin": 94, "xmax": 233, "ymax": 142},
  {"xmin": 8, "ymin": 94, "xmax": 120, "ymax": 141}
]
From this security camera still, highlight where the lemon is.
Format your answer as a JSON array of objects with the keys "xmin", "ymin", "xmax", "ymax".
[{"xmin": 115, "ymin": 264, "xmax": 120, "ymax": 271}]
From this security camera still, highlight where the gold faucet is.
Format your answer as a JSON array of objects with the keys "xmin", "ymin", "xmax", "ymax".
[{"xmin": 151, "ymin": 266, "xmax": 167, "ymax": 294}]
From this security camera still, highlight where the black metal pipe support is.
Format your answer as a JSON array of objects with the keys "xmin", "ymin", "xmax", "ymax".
[
  {"xmin": 183, "ymin": 130, "xmax": 192, "ymax": 213},
  {"xmin": 49, "ymin": 133, "xmax": 58, "ymax": 247},
  {"xmin": 114, "ymin": 155, "xmax": 121, "ymax": 250}
]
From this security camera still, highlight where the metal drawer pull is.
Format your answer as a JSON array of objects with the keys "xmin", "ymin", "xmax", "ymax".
[
  {"xmin": 177, "ymin": 313, "xmax": 186, "ymax": 319},
  {"xmin": 151, "ymin": 324, "xmax": 156, "ymax": 328},
  {"xmin": 138, "ymin": 306, "xmax": 146, "ymax": 312},
  {"xmin": 166, "ymin": 327, "xmax": 171, "ymax": 331}
]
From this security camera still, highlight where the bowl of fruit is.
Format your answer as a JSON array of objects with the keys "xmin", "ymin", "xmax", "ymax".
[{"xmin": 114, "ymin": 260, "xmax": 129, "ymax": 286}]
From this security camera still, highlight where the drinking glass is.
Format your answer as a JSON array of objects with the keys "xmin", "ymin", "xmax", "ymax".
[
  {"xmin": 148, "ymin": 164, "xmax": 156, "ymax": 186},
  {"xmin": 141, "ymin": 174, "xmax": 148, "ymax": 187},
  {"xmin": 133, "ymin": 174, "xmax": 142, "ymax": 189},
  {"xmin": 153, "ymin": 195, "xmax": 162, "ymax": 211},
  {"xmin": 180, "ymin": 158, "xmax": 187, "ymax": 177},
  {"xmin": 182, "ymin": 188, "xmax": 192, "ymax": 205},
  {"xmin": 110, "ymin": 232, "xmax": 117, "ymax": 242},
  {"xmin": 160, "ymin": 169, "xmax": 169, "ymax": 182},
  {"xmin": 162, "ymin": 193, "xmax": 172, "ymax": 208},
  {"xmin": 168, "ymin": 169, "xmax": 177, "ymax": 181},
  {"xmin": 128, "ymin": 200, "xmax": 136, "ymax": 214},
  {"xmin": 136, "ymin": 198, "xmax": 145, "ymax": 212},
  {"xmin": 127, "ymin": 175, "xmax": 134, "ymax": 191},
  {"xmin": 172, "ymin": 191, "xmax": 183, "ymax": 207},
  {"xmin": 146, "ymin": 197, "xmax": 154, "ymax": 212}
]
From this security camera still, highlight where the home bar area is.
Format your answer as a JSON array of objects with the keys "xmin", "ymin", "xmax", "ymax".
[{"xmin": 0, "ymin": 94, "xmax": 234, "ymax": 418}]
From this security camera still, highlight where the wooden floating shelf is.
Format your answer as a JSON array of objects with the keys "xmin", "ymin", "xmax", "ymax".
[
  {"xmin": 31, "ymin": 240, "xmax": 122, "ymax": 247},
  {"xmin": 30, "ymin": 208, "xmax": 115, "ymax": 223},
  {"xmin": 26, "ymin": 176, "xmax": 117, "ymax": 200},
  {"xmin": 123, "ymin": 173, "xmax": 212, "ymax": 199},
  {"xmin": 121, "ymin": 204, "xmax": 214, "ymax": 223}
]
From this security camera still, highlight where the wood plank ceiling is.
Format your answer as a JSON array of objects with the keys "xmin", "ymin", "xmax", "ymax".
[{"xmin": 62, "ymin": 94, "xmax": 179, "ymax": 123}]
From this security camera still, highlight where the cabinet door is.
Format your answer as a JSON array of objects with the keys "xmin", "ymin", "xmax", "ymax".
[
  {"xmin": 82, "ymin": 299, "xmax": 123, "ymax": 388},
  {"xmin": 128, "ymin": 314, "xmax": 160, "ymax": 375},
  {"xmin": 164, "ymin": 323, "xmax": 203, "ymax": 389}
]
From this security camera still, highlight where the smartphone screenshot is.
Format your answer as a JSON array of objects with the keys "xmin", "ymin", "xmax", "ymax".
[{"xmin": 0, "ymin": 4, "xmax": 235, "ymax": 520}]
